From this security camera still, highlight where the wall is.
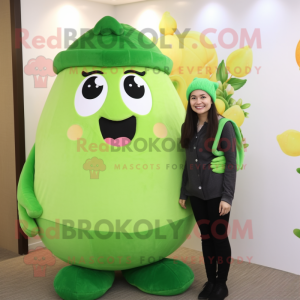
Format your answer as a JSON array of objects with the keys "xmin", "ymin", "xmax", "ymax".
[{"xmin": 0, "ymin": 0, "xmax": 19, "ymax": 253}]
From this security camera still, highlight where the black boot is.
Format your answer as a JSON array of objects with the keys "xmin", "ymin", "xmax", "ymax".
[
  {"xmin": 198, "ymin": 281, "xmax": 215, "ymax": 299},
  {"xmin": 208, "ymin": 282, "xmax": 229, "ymax": 300}
]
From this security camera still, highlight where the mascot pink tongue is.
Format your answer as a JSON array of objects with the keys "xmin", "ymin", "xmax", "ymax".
[
  {"xmin": 17, "ymin": 15, "xmax": 196, "ymax": 300},
  {"xmin": 104, "ymin": 137, "xmax": 131, "ymax": 146}
]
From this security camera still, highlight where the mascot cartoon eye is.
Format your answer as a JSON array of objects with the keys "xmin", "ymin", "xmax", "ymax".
[
  {"xmin": 120, "ymin": 74, "xmax": 152, "ymax": 115},
  {"xmin": 75, "ymin": 75, "xmax": 108, "ymax": 117}
]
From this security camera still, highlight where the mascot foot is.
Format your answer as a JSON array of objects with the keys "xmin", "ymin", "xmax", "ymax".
[
  {"xmin": 122, "ymin": 258, "xmax": 194, "ymax": 296},
  {"xmin": 54, "ymin": 265, "xmax": 115, "ymax": 300}
]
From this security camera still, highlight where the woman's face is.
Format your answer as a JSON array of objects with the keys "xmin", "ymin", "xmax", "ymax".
[{"xmin": 189, "ymin": 90, "xmax": 212, "ymax": 115}]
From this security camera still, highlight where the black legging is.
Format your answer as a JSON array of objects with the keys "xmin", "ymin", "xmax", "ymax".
[{"xmin": 189, "ymin": 196, "xmax": 231, "ymax": 283}]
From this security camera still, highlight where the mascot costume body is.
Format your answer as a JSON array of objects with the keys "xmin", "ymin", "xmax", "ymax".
[{"xmin": 17, "ymin": 16, "xmax": 244, "ymax": 300}]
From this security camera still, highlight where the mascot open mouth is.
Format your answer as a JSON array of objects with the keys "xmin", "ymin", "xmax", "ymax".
[{"xmin": 99, "ymin": 116, "xmax": 136, "ymax": 147}]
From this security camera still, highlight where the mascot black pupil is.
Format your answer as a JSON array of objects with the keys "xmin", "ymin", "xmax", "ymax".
[
  {"xmin": 124, "ymin": 75, "xmax": 145, "ymax": 99},
  {"xmin": 82, "ymin": 76, "xmax": 103, "ymax": 99}
]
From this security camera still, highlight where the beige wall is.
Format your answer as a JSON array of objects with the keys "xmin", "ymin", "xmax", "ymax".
[{"xmin": 0, "ymin": 0, "xmax": 19, "ymax": 253}]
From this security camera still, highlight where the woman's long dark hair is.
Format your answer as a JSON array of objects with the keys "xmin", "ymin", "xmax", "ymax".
[{"xmin": 180, "ymin": 98, "xmax": 223, "ymax": 150}]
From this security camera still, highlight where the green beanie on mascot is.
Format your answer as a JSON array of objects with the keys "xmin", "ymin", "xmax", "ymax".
[{"xmin": 17, "ymin": 16, "xmax": 197, "ymax": 300}]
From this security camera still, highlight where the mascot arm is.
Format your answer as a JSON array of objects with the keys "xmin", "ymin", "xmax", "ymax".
[
  {"xmin": 17, "ymin": 144, "xmax": 42, "ymax": 237},
  {"xmin": 210, "ymin": 119, "xmax": 228, "ymax": 174}
]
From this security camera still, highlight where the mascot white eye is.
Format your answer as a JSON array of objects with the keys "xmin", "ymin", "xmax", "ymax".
[
  {"xmin": 120, "ymin": 74, "xmax": 152, "ymax": 115},
  {"xmin": 75, "ymin": 75, "xmax": 108, "ymax": 117}
]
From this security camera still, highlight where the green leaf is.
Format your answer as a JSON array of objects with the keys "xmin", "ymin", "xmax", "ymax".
[
  {"xmin": 223, "ymin": 89, "xmax": 228, "ymax": 99},
  {"xmin": 227, "ymin": 78, "xmax": 247, "ymax": 91},
  {"xmin": 293, "ymin": 229, "xmax": 300, "ymax": 238},
  {"xmin": 236, "ymin": 98, "xmax": 243, "ymax": 106},
  {"xmin": 241, "ymin": 103, "xmax": 251, "ymax": 109},
  {"xmin": 296, "ymin": 168, "xmax": 300, "ymax": 174},
  {"xmin": 244, "ymin": 143, "xmax": 249, "ymax": 148},
  {"xmin": 217, "ymin": 96, "xmax": 227, "ymax": 102},
  {"xmin": 216, "ymin": 60, "xmax": 228, "ymax": 84},
  {"xmin": 244, "ymin": 111, "xmax": 249, "ymax": 118},
  {"xmin": 216, "ymin": 89, "xmax": 224, "ymax": 97},
  {"xmin": 225, "ymin": 94, "xmax": 232, "ymax": 101},
  {"xmin": 228, "ymin": 97, "xmax": 235, "ymax": 105},
  {"xmin": 216, "ymin": 97, "xmax": 229, "ymax": 110}
]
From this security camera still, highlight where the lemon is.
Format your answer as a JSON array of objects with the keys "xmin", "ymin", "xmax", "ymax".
[
  {"xmin": 296, "ymin": 40, "xmax": 300, "ymax": 69},
  {"xmin": 215, "ymin": 99, "xmax": 226, "ymax": 114},
  {"xmin": 209, "ymin": 70, "xmax": 217, "ymax": 82},
  {"xmin": 222, "ymin": 105, "xmax": 245, "ymax": 127},
  {"xmin": 277, "ymin": 130, "xmax": 300, "ymax": 156},
  {"xmin": 170, "ymin": 74, "xmax": 187, "ymax": 109},
  {"xmin": 159, "ymin": 12, "xmax": 177, "ymax": 35},
  {"xmin": 226, "ymin": 45, "xmax": 253, "ymax": 78},
  {"xmin": 159, "ymin": 35, "xmax": 182, "ymax": 71}
]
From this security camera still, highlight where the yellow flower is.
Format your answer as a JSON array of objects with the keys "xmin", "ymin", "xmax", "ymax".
[
  {"xmin": 277, "ymin": 130, "xmax": 300, "ymax": 156},
  {"xmin": 225, "ymin": 84, "xmax": 234, "ymax": 95},
  {"xmin": 226, "ymin": 45, "xmax": 253, "ymax": 78}
]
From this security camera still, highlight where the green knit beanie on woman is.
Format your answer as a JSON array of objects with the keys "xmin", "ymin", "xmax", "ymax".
[{"xmin": 186, "ymin": 77, "xmax": 219, "ymax": 102}]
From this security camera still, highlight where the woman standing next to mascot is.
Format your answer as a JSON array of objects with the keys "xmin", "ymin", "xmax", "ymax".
[{"xmin": 179, "ymin": 78, "xmax": 242, "ymax": 300}]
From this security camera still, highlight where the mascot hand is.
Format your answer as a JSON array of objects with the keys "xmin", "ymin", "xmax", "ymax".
[
  {"xmin": 210, "ymin": 156, "xmax": 226, "ymax": 174},
  {"xmin": 17, "ymin": 144, "xmax": 42, "ymax": 237},
  {"xmin": 18, "ymin": 203, "xmax": 41, "ymax": 237}
]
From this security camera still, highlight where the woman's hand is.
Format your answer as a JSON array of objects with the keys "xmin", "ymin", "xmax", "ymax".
[
  {"xmin": 219, "ymin": 201, "xmax": 231, "ymax": 216},
  {"xmin": 179, "ymin": 199, "xmax": 186, "ymax": 209}
]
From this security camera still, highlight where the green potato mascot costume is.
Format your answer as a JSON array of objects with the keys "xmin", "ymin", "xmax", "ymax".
[
  {"xmin": 18, "ymin": 16, "xmax": 195, "ymax": 300},
  {"xmin": 17, "ymin": 16, "xmax": 244, "ymax": 300}
]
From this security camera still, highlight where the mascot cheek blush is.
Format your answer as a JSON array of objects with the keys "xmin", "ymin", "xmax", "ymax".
[{"xmin": 17, "ymin": 16, "xmax": 195, "ymax": 299}]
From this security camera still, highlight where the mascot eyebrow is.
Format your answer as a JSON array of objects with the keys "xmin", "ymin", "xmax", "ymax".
[
  {"xmin": 124, "ymin": 70, "xmax": 146, "ymax": 76},
  {"xmin": 82, "ymin": 70, "xmax": 104, "ymax": 76},
  {"xmin": 81, "ymin": 70, "xmax": 146, "ymax": 77}
]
